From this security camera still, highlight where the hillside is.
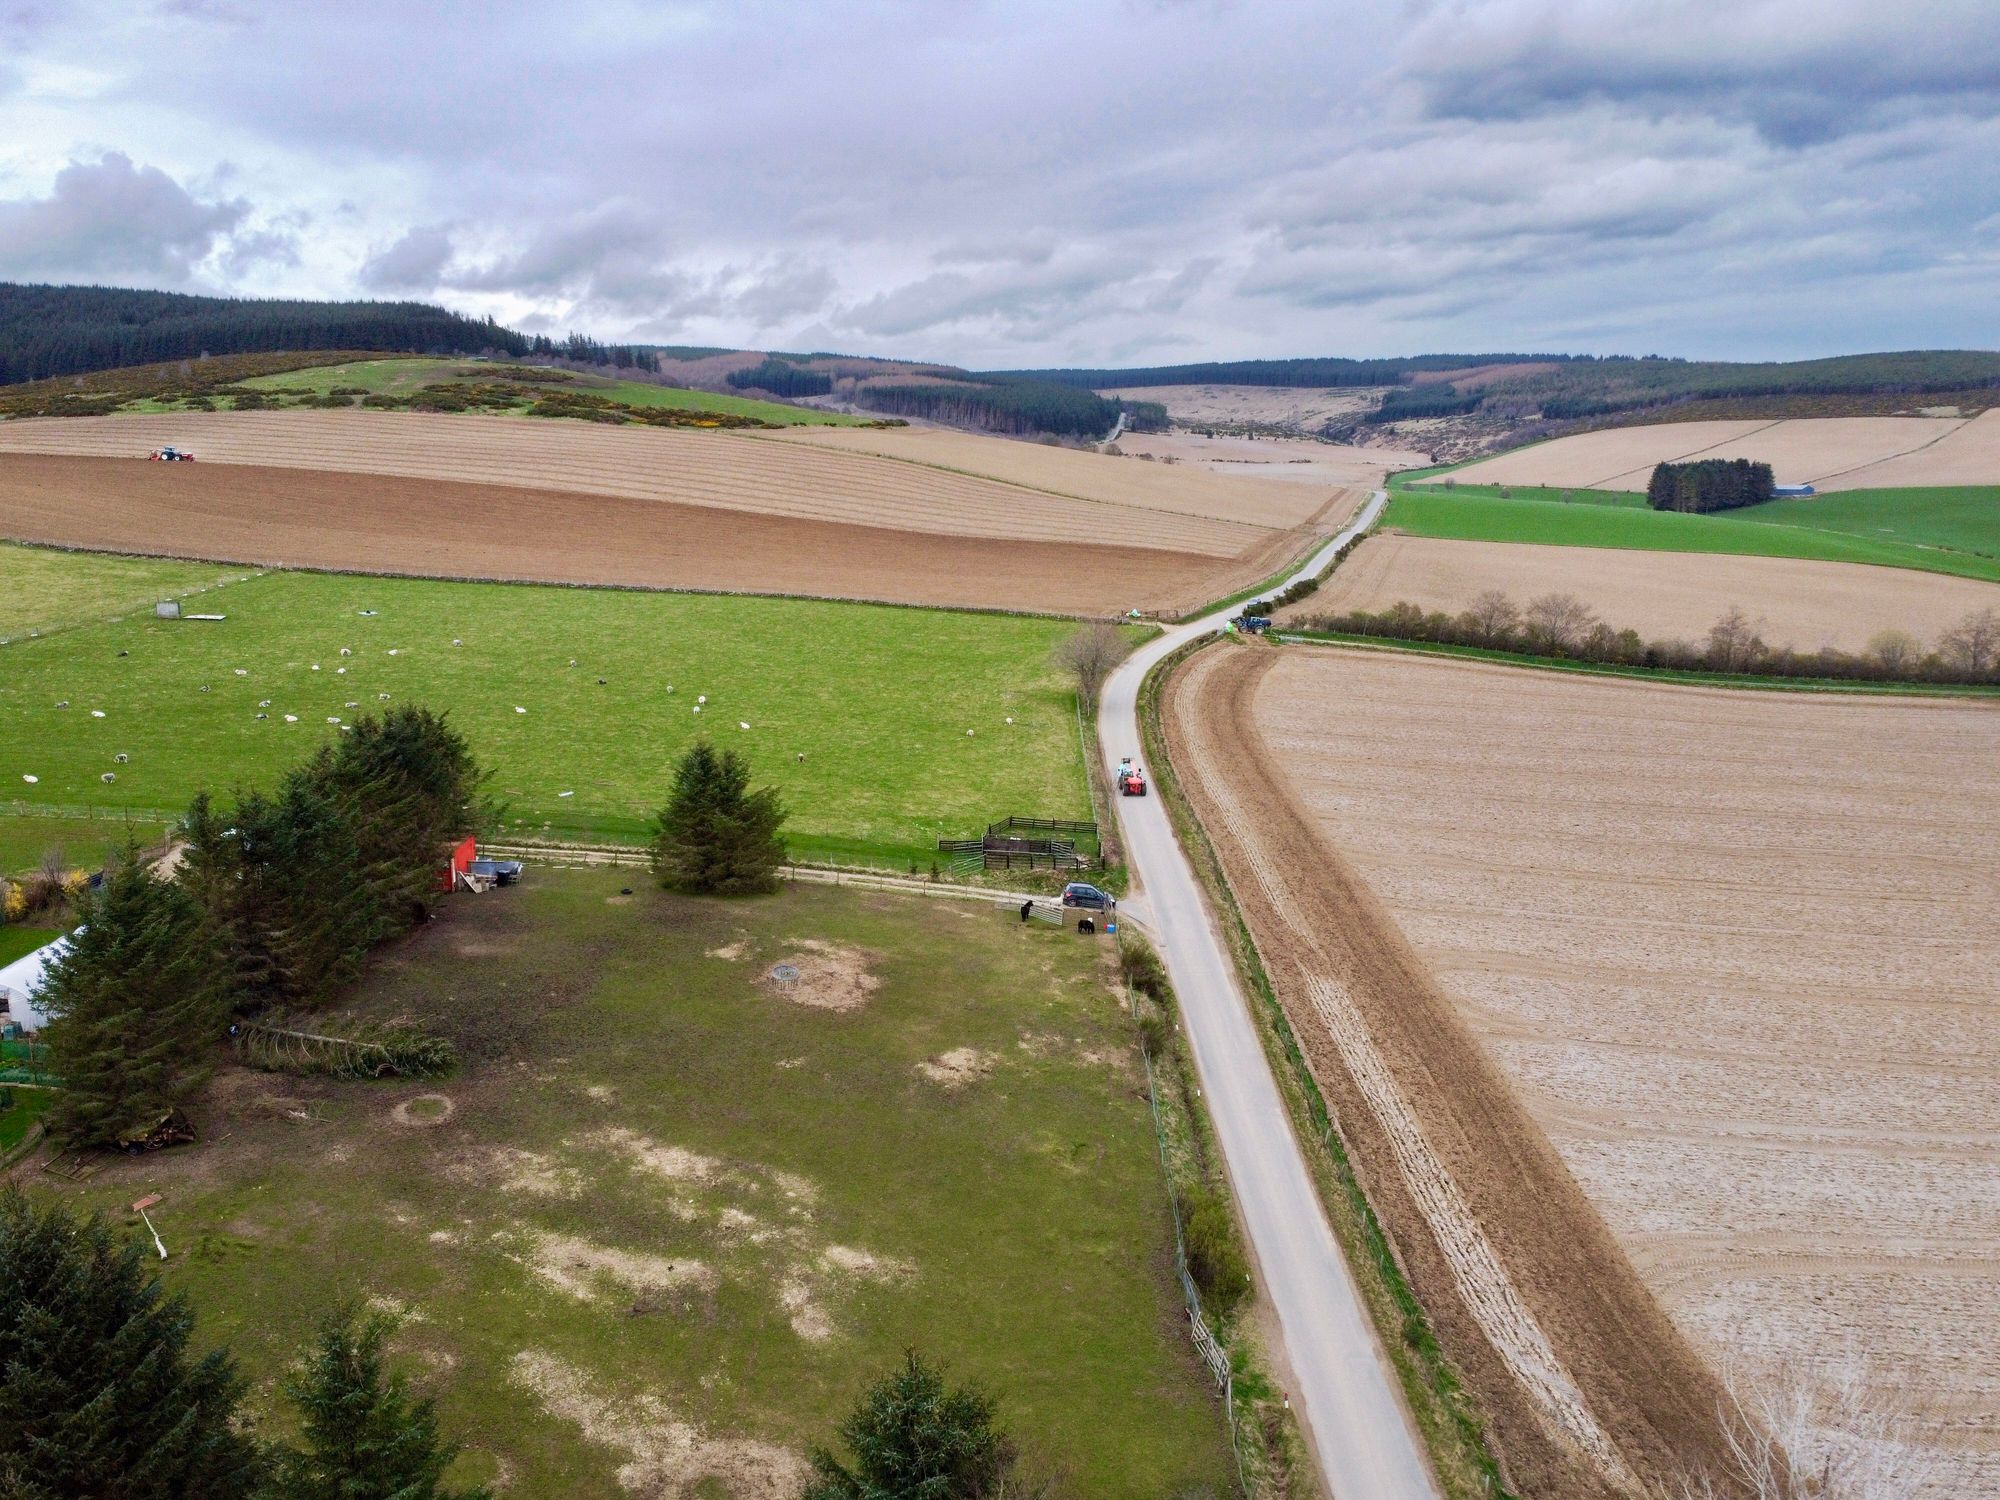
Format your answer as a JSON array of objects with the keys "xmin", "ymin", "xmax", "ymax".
[{"xmin": 1003, "ymin": 349, "xmax": 2000, "ymax": 461}]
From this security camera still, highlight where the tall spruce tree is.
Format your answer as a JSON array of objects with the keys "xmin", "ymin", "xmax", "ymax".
[
  {"xmin": 320, "ymin": 708, "xmax": 485, "ymax": 930},
  {"xmin": 0, "ymin": 1192, "xmax": 266, "ymax": 1498},
  {"xmin": 804, "ymin": 1351, "xmax": 1018, "ymax": 1500},
  {"xmin": 271, "ymin": 1306, "xmax": 487, "ymax": 1500},
  {"xmin": 650, "ymin": 742, "xmax": 788, "ymax": 895},
  {"xmin": 40, "ymin": 848, "xmax": 229, "ymax": 1147}
]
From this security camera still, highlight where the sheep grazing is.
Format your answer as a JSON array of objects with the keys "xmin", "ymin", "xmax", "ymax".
[
  {"xmin": 255, "ymin": 713, "xmax": 268, "ymax": 720},
  {"xmin": 233, "ymin": 668, "xmax": 248, "ymax": 676},
  {"xmin": 21, "ymin": 774, "xmax": 37, "ymax": 784},
  {"xmin": 284, "ymin": 714, "xmax": 298, "ymax": 723},
  {"xmin": 739, "ymin": 721, "xmax": 750, "ymax": 730},
  {"xmin": 697, "ymin": 694, "xmax": 706, "ymax": 704},
  {"xmin": 514, "ymin": 706, "xmax": 527, "ymax": 714},
  {"xmin": 596, "ymin": 678, "xmax": 606, "ymax": 685},
  {"xmin": 339, "ymin": 647, "xmax": 352, "ymax": 657},
  {"xmin": 101, "ymin": 773, "xmax": 116, "ymax": 783},
  {"xmin": 335, "ymin": 667, "xmax": 346, "ymax": 674},
  {"xmin": 114, "ymin": 753, "xmax": 129, "ymax": 764},
  {"xmin": 258, "ymin": 699, "xmax": 271, "ymax": 708},
  {"xmin": 311, "ymin": 664, "xmax": 321, "ymax": 671},
  {"xmin": 693, "ymin": 705, "xmax": 702, "ymax": 714},
  {"xmin": 451, "ymin": 639, "xmax": 462, "ymax": 646},
  {"xmin": 378, "ymin": 693, "xmax": 390, "ymax": 701},
  {"xmin": 54, "ymin": 701, "xmax": 68, "ymax": 709},
  {"xmin": 90, "ymin": 709, "xmax": 106, "ymax": 718}
]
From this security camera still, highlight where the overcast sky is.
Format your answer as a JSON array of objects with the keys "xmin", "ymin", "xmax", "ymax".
[{"xmin": 1, "ymin": 0, "xmax": 1996, "ymax": 367}]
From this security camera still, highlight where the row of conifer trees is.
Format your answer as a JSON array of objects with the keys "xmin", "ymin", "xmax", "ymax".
[{"xmin": 39, "ymin": 707, "xmax": 485, "ymax": 1148}]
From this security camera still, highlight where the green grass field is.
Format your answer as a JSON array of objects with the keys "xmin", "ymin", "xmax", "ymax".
[
  {"xmin": 32, "ymin": 873, "xmax": 1233, "ymax": 1496},
  {"xmin": 1383, "ymin": 490, "xmax": 2000, "ymax": 583},
  {"xmin": 0, "ymin": 1088, "xmax": 51, "ymax": 1152},
  {"xmin": 1395, "ymin": 481, "xmax": 1642, "ymax": 508},
  {"xmin": 0, "ymin": 541, "xmax": 252, "ymax": 639},
  {"xmin": 0, "ymin": 548, "xmax": 1110, "ymax": 866},
  {"xmin": 237, "ymin": 357, "xmax": 864, "ymax": 426},
  {"xmin": 0, "ymin": 926, "xmax": 60, "ymax": 966},
  {"xmin": 0, "ymin": 813, "xmax": 169, "ymax": 877},
  {"xmin": 1720, "ymin": 485, "xmax": 2000, "ymax": 557}
]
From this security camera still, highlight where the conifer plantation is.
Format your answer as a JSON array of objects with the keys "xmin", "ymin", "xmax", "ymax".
[{"xmin": 650, "ymin": 742, "xmax": 789, "ymax": 895}]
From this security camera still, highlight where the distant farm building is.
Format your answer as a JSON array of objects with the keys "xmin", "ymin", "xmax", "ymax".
[{"xmin": 1772, "ymin": 484, "xmax": 1817, "ymax": 498}]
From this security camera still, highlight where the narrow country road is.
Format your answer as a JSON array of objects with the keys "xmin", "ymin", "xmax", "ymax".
[{"xmin": 1098, "ymin": 491, "xmax": 1439, "ymax": 1500}]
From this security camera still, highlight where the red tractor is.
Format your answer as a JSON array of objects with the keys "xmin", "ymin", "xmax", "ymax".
[
  {"xmin": 148, "ymin": 446, "xmax": 195, "ymax": 462},
  {"xmin": 1117, "ymin": 757, "xmax": 1147, "ymax": 796}
]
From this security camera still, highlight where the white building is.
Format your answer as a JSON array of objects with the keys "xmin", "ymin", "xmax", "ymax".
[{"xmin": 0, "ymin": 936, "xmax": 69, "ymax": 1033}]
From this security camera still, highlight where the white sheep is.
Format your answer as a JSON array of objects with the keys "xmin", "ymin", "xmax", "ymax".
[
  {"xmin": 284, "ymin": 714, "xmax": 298, "ymax": 723},
  {"xmin": 91, "ymin": 710, "xmax": 106, "ymax": 718},
  {"xmin": 21, "ymin": 774, "xmax": 37, "ymax": 784},
  {"xmin": 739, "ymin": 721, "xmax": 750, "ymax": 730},
  {"xmin": 514, "ymin": 706, "xmax": 527, "ymax": 714},
  {"xmin": 233, "ymin": 668, "xmax": 248, "ymax": 676},
  {"xmin": 339, "ymin": 647, "xmax": 351, "ymax": 657}
]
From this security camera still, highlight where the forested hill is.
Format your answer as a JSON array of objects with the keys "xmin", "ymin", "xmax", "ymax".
[
  {"xmin": 0, "ymin": 284, "xmax": 534, "ymax": 385},
  {"xmin": 989, "ymin": 355, "xmax": 1581, "ymax": 389}
]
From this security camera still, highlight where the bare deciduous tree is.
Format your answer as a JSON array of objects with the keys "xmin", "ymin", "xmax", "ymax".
[
  {"xmin": 1706, "ymin": 606, "xmax": 1768, "ymax": 673},
  {"xmin": 1936, "ymin": 605, "xmax": 2000, "ymax": 676},
  {"xmin": 1053, "ymin": 622, "xmax": 1131, "ymax": 710},
  {"xmin": 1669, "ymin": 1357, "xmax": 1938, "ymax": 1500},
  {"xmin": 1520, "ymin": 592, "xmax": 1598, "ymax": 653},
  {"xmin": 1461, "ymin": 589, "xmax": 1520, "ymax": 641},
  {"xmin": 1867, "ymin": 628, "xmax": 1923, "ymax": 677}
]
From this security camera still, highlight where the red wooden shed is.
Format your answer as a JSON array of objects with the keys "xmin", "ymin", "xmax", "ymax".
[{"xmin": 437, "ymin": 836, "xmax": 477, "ymax": 892}]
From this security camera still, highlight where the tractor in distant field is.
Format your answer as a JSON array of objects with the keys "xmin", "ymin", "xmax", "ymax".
[
  {"xmin": 1231, "ymin": 613, "xmax": 1271, "ymax": 634},
  {"xmin": 1116, "ymin": 756, "xmax": 1148, "ymax": 796},
  {"xmin": 148, "ymin": 446, "xmax": 195, "ymax": 462}
]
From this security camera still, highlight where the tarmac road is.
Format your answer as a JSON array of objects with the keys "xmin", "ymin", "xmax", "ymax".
[{"xmin": 1098, "ymin": 491, "xmax": 1439, "ymax": 1500}]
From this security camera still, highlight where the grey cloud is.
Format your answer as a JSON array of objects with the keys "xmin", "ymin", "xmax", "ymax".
[
  {"xmin": 358, "ymin": 225, "xmax": 456, "ymax": 291},
  {"xmin": 1398, "ymin": 1, "xmax": 2000, "ymax": 145},
  {"xmin": 0, "ymin": 152, "xmax": 244, "ymax": 284}
]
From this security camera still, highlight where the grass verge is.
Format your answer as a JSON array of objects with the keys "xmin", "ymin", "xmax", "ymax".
[{"xmin": 1139, "ymin": 634, "xmax": 1517, "ymax": 1500}]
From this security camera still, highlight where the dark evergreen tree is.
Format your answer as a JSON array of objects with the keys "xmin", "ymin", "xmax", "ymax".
[
  {"xmin": 0, "ymin": 1192, "xmax": 266, "ymax": 1498},
  {"xmin": 804, "ymin": 1351, "xmax": 1017, "ymax": 1500},
  {"xmin": 271, "ymin": 1306, "xmax": 487, "ymax": 1500},
  {"xmin": 650, "ymin": 742, "xmax": 788, "ymax": 895},
  {"xmin": 319, "ymin": 707, "xmax": 486, "ymax": 932},
  {"xmin": 39, "ymin": 849, "xmax": 229, "ymax": 1147}
]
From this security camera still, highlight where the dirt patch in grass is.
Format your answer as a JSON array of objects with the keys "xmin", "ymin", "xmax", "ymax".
[
  {"xmin": 392, "ymin": 1093, "xmax": 455, "ymax": 1127},
  {"xmin": 510, "ymin": 1349, "xmax": 804, "ymax": 1498},
  {"xmin": 917, "ymin": 1047, "xmax": 997, "ymax": 1088},
  {"xmin": 705, "ymin": 941, "xmax": 748, "ymax": 961},
  {"xmin": 764, "ymin": 939, "xmax": 879, "ymax": 1012},
  {"xmin": 585, "ymin": 1126, "xmax": 725, "ymax": 1186},
  {"xmin": 524, "ymin": 1231, "xmax": 718, "ymax": 1305}
]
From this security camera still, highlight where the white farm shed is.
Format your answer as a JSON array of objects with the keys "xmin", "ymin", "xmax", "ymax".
[{"xmin": 0, "ymin": 935, "xmax": 69, "ymax": 1034}]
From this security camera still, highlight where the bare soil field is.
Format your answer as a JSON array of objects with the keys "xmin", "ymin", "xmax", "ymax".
[
  {"xmin": 1165, "ymin": 645, "xmax": 1736, "ymax": 1500},
  {"xmin": 763, "ymin": 421, "xmax": 1335, "ymax": 526},
  {"xmin": 1441, "ymin": 413, "xmax": 1995, "ymax": 492},
  {"xmin": 1180, "ymin": 645, "xmax": 2000, "ymax": 1496},
  {"xmin": 0, "ymin": 454, "xmax": 1237, "ymax": 616},
  {"xmin": 1295, "ymin": 532, "xmax": 2000, "ymax": 652},
  {"xmin": 0, "ymin": 410, "xmax": 1277, "ymax": 558},
  {"xmin": 1100, "ymin": 383, "xmax": 1385, "ymax": 429},
  {"xmin": 1113, "ymin": 430, "xmax": 1428, "ymax": 489}
]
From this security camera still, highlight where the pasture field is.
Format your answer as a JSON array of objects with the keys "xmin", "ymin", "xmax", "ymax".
[
  {"xmin": 240, "ymin": 356, "xmax": 864, "ymax": 426},
  {"xmin": 0, "ymin": 811, "xmax": 169, "ymax": 877},
  {"xmin": 1721, "ymin": 484, "xmax": 2000, "ymax": 557},
  {"xmin": 0, "ymin": 539, "xmax": 246, "ymax": 639},
  {"xmin": 1437, "ymin": 412, "xmax": 2000, "ymax": 493},
  {"xmin": 1395, "ymin": 480, "xmax": 1640, "ymax": 507},
  {"xmin": 1299, "ymin": 533, "xmax": 2000, "ymax": 654},
  {"xmin": 1186, "ymin": 645, "xmax": 2000, "ymax": 1496},
  {"xmin": 1384, "ymin": 490, "xmax": 2000, "ymax": 582},
  {"xmin": 0, "ymin": 551, "xmax": 1113, "ymax": 865},
  {"xmin": 27, "ymin": 871, "xmax": 1234, "ymax": 1497}
]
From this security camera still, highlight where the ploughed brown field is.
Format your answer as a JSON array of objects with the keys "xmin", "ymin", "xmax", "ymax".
[
  {"xmin": 0, "ymin": 454, "xmax": 1241, "ymax": 616},
  {"xmin": 1438, "ymin": 411, "xmax": 2000, "ymax": 492},
  {"xmin": 1169, "ymin": 644, "xmax": 2000, "ymax": 1497},
  {"xmin": 0, "ymin": 410, "xmax": 1366, "ymax": 613},
  {"xmin": 1294, "ymin": 532, "xmax": 2000, "ymax": 653}
]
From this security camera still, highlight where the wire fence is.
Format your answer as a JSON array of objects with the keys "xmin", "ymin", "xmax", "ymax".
[{"xmin": 1139, "ymin": 1033, "xmax": 1259, "ymax": 1497}]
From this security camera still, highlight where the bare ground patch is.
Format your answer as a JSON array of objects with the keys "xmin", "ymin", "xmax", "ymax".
[
  {"xmin": 510, "ymin": 1349, "xmax": 804, "ymax": 1498},
  {"xmin": 763, "ymin": 939, "xmax": 880, "ymax": 1012},
  {"xmin": 916, "ymin": 1046, "xmax": 998, "ymax": 1088}
]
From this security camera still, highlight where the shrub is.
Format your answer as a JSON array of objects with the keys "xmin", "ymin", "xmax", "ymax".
[{"xmin": 1182, "ymin": 1185, "xmax": 1252, "ymax": 1318}]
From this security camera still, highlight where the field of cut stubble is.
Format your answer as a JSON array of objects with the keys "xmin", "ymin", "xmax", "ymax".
[{"xmin": 1210, "ymin": 646, "xmax": 2000, "ymax": 1496}]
